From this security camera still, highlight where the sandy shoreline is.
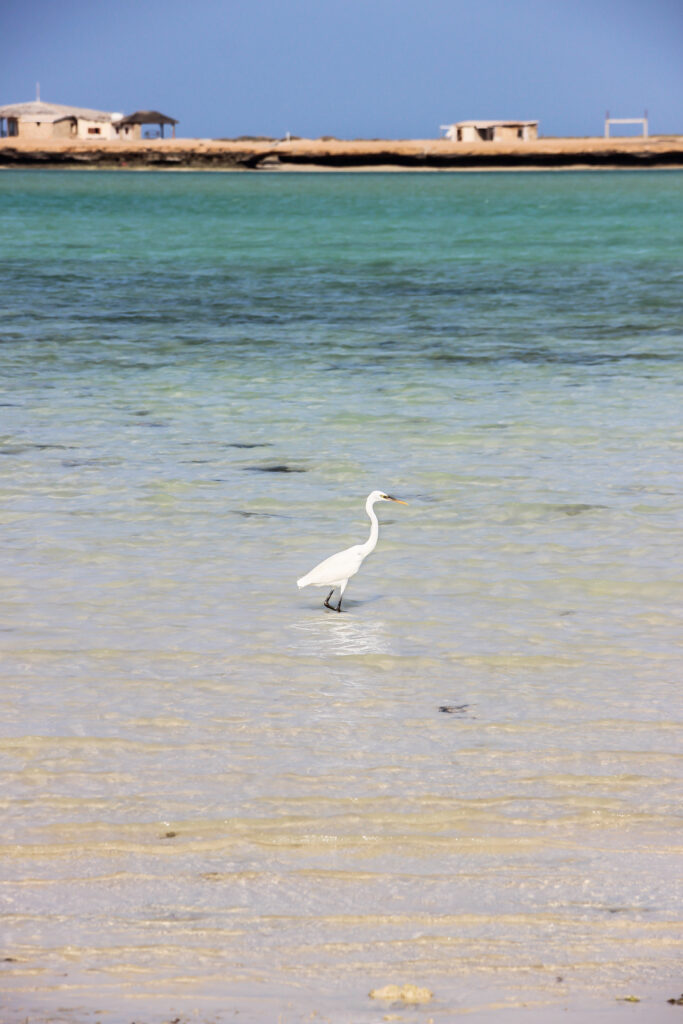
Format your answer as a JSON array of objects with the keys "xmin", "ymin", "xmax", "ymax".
[{"xmin": 1, "ymin": 134, "xmax": 683, "ymax": 170}]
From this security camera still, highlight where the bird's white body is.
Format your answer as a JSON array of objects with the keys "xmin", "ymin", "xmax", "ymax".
[
  {"xmin": 297, "ymin": 490, "xmax": 405, "ymax": 612},
  {"xmin": 297, "ymin": 543, "xmax": 367, "ymax": 590}
]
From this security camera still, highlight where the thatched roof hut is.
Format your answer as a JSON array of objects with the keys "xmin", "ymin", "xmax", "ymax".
[{"xmin": 114, "ymin": 111, "xmax": 178, "ymax": 139}]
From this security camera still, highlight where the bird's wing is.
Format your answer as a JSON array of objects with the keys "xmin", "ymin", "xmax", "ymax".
[{"xmin": 297, "ymin": 544, "xmax": 365, "ymax": 588}]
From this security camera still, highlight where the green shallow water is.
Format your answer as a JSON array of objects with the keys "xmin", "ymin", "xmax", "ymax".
[{"xmin": 0, "ymin": 169, "xmax": 682, "ymax": 1023}]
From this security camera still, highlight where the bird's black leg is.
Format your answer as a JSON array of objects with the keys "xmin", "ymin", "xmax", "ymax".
[
  {"xmin": 335, "ymin": 584, "xmax": 346, "ymax": 613},
  {"xmin": 323, "ymin": 589, "xmax": 336, "ymax": 610}
]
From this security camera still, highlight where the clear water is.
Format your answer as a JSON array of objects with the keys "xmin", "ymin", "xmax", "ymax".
[{"xmin": 1, "ymin": 169, "xmax": 682, "ymax": 1023}]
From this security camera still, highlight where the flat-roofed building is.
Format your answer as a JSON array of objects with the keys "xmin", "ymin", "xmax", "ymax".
[
  {"xmin": 0, "ymin": 99, "xmax": 123, "ymax": 140},
  {"xmin": 441, "ymin": 120, "xmax": 539, "ymax": 142}
]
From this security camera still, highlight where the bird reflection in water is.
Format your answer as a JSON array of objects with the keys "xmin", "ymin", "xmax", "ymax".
[{"xmin": 291, "ymin": 614, "xmax": 392, "ymax": 656}]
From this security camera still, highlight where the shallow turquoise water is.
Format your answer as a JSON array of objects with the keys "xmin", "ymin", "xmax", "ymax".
[{"xmin": 1, "ymin": 169, "xmax": 682, "ymax": 1023}]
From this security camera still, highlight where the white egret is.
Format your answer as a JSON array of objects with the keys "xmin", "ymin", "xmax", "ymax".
[{"xmin": 297, "ymin": 490, "xmax": 407, "ymax": 612}]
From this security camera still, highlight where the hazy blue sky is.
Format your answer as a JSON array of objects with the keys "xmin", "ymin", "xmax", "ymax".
[{"xmin": 4, "ymin": 0, "xmax": 682, "ymax": 139}]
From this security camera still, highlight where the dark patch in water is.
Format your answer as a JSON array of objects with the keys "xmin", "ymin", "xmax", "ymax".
[
  {"xmin": 0, "ymin": 443, "xmax": 76, "ymax": 455},
  {"xmin": 228, "ymin": 442, "xmax": 273, "ymax": 449},
  {"xmin": 244, "ymin": 464, "xmax": 306, "ymax": 473},
  {"xmin": 555, "ymin": 503, "xmax": 607, "ymax": 516},
  {"xmin": 429, "ymin": 349, "xmax": 682, "ymax": 367},
  {"xmin": 439, "ymin": 704, "xmax": 473, "ymax": 716},
  {"xmin": 233, "ymin": 509, "xmax": 286, "ymax": 518}
]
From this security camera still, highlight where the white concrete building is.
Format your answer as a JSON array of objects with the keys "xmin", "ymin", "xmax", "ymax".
[{"xmin": 441, "ymin": 120, "xmax": 539, "ymax": 142}]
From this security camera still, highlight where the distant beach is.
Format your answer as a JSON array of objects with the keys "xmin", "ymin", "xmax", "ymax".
[{"xmin": 2, "ymin": 134, "xmax": 683, "ymax": 170}]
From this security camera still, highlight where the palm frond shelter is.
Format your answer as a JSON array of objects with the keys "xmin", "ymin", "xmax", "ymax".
[{"xmin": 113, "ymin": 111, "xmax": 178, "ymax": 140}]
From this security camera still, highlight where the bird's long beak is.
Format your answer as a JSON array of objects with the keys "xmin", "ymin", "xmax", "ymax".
[{"xmin": 388, "ymin": 496, "xmax": 407, "ymax": 504}]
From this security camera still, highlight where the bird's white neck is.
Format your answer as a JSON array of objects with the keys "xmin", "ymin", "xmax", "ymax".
[{"xmin": 359, "ymin": 495, "xmax": 380, "ymax": 557}]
